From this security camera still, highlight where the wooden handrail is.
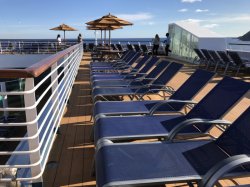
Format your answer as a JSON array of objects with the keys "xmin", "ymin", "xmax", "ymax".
[{"xmin": 0, "ymin": 44, "xmax": 80, "ymax": 78}]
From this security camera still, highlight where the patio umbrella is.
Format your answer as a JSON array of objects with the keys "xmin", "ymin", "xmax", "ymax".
[
  {"xmin": 50, "ymin": 23, "xmax": 78, "ymax": 41},
  {"xmin": 86, "ymin": 13, "xmax": 133, "ymax": 44}
]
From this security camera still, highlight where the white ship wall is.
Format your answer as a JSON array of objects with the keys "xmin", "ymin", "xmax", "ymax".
[{"xmin": 198, "ymin": 37, "xmax": 227, "ymax": 51}]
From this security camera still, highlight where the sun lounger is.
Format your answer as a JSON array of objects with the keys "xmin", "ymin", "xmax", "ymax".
[
  {"xmin": 95, "ymin": 106, "xmax": 250, "ymax": 187},
  {"xmin": 94, "ymin": 77, "xmax": 250, "ymax": 145},
  {"xmin": 93, "ymin": 69, "xmax": 215, "ymax": 119},
  {"xmin": 228, "ymin": 51, "xmax": 249, "ymax": 76},
  {"xmin": 90, "ymin": 52, "xmax": 140, "ymax": 72},
  {"xmin": 92, "ymin": 61, "xmax": 183, "ymax": 102},
  {"xmin": 91, "ymin": 58, "xmax": 168, "ymax": 89},
  {"xmin": 91, "ymin": 55, "xmax": 153, "ymax": 82}
]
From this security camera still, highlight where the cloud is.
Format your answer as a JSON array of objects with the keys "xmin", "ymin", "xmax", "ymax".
[
  {"xmin": 181, "ymin": 0, "xmax": 202, "ymax": 3},
  {"xmin": 196, "ymin": 9, "xmax": 209, "ymax": 13},
  {"xmin": 203, "ymin": 24, "xmax": 219, "ymax": 28},
  {"xmin": 178, "ymin": 8, "xmax": 188, "ymax": 12},
  {"xmin": 212, "ymin": 14, "xmax": 250, "ymax": 23},
  {"xmin": 181, "ymin": 18, "xmax": 203, "ymax": 23},
  {"xmin": 116, "ymin": 13, "xmax": 153, "ymax": 22}
]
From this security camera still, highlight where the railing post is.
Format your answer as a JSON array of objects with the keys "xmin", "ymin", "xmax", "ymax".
[
  {"xmin": 24, "ymin": 78, "xmax": 42, "ymax": 184},
  {"xmin": 0, "ymin": 82, "xmax": 8, "ymax": 120},
  {"xmin": 51, "ymin": 63, "xmax": 59, "ymax": 114}
]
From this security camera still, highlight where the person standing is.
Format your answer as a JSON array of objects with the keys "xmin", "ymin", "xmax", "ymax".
[
  {"xmin": 77, "ymin": 33, "xmax": 82, "ymax": 43},
  {"xmin": 152, "ymin": 34, "xmax": 160, "ymax": 55},
  {"xmin": 164, "ymin": 33, "xmax": 171, "ymax": 56},
  {"xmin": 57, "ymin": 34, "xmax": 62, "ymax": 45}
]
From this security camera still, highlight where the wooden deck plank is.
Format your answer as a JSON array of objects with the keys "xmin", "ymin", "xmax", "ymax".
[{"xmin": 43, "ymin": 52, "xmax": 250, "ymax": 187}]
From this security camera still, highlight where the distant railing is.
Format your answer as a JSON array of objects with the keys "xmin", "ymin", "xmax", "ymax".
[
  {"xmin": 0, "ymin": 43, "xmax": 83, "ymax": 185},
  {"xmin": 227, "ymin": 42, "xmax": 250, "ymax": 52},
  {"xmin": 0, "ymin": 41, "xmax": 78, "ymax": 54}
]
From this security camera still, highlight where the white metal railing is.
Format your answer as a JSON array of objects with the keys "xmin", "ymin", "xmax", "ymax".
[
  {"xmin": 0, "ymin": 41, "xmax": 78, "ymax": 54},
  {"xmin": 0, "ymin": 43, "xmax": 83, "ymax": 185}
]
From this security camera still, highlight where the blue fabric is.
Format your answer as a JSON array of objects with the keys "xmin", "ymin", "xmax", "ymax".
[
  {"xmin": 94, "ymin": 100, "xmax": 162, "ymax": 117},
  {"xmin": 150, "ymin": 62, "xmax": 183, "ymax": 89},
  {"xmin": 140, "ymin": 60, "xmax": 170, "ymax": 85},
  {"xmin": 136, "ymin": 56, "xmax": 159, "ymax": 76},
  {"xmin": 94, "ymin": 115, "xmax": 197, "ymax": 144},
  {"xmin": 96, "ymin": 107, "xmax": 250, "ymax": 187},
  {"xmin": 92, "ymin": 60, "xmax": 168, "ymax": 88},
  {"xmin": 96, "ymin": 141, "xmax": 209, "ymax": 187},
  {"xmin": 166, "ymin": 69, "xmax": 214, "ymax": 111},
  {"xmin": 91, "ymin": 53, "xmax": 140, "ymax": 71},
  {"xmin": 93, "ymin": 69, "xmax": 214, "ymax": 116},
  {"xmin": 216, "ymin": 107, "xmax": 250, "ymax": 168},
  {"xmin": 91, "ymin": 56, "xmax": 158, "ymax": 81},
  {"xmin": 186, "ymin": 76, "xmax": 250, "ymax": 132}
]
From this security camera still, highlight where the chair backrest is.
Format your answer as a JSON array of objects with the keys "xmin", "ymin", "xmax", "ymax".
[
  {"xmin": 136, "ymin": 57, "xmax": 159, "ymax": 75},
  {"xmin": 133, "ymin": 44, "xmax": 141, "ymax": 52},
  {"xmin": 122, "ymin": 51, "xmax": 136, "ymax": 62},
  {"xmin": 186, "ymin": 76, "xmax": 250, "ymax": 131},
  {"xmin": 127, "ymin": 44, "xmax": 134, "ymax": 51},
  {"xmin": 141, "ymin": 44, "xmax": 149, "ymax": 53},
  {"xmin": 138, "ymin": 60, "xmax": 169, "ymax": 85},
  {"xmin": 228, "ymin": 51, "xmax": 243, "ymax": 66},
  {"xmin": 201, "ymin": 49, "xmax": 212, "ymax": 61},
  {"xmin": 111, "ymin": 44, "xmax": 117, "ymax": 50},
  {"xmin": 119, "ymin": 50, "xmax": 130, "ymax": 60},
  {"xmin": 150, "ymin": 62, "xmax": 183, "ymax": 89},
  {"xmin": 216, "ymin": 106, "xmax": 250, "ymax": 157},
  {"xmin": 217, "ymin": 51, "xmax": 232, "ymax": 63},
  {"xmin": 125, "ymin": 53, "xmax": 141, "ymax": 66},
  {"xmin": 168, "ymin": 69, "xmax": 215, "ymax": 111},
  {"xmin": 207, "ymin": 50, "xmax": 221, "ymax": 62},
  {"xmin": 116, "ymin": 44, "xmax": 124, "ymax": 51},
  {"xmin": 194, "ymin": 48, "xmax": 206, "ymax": 60},
  {"xmin": 132, "ymin": 55, "xmax": 151, "ymax": 71}
]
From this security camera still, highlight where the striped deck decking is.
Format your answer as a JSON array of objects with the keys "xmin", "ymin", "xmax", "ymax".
[{"xmin": 43, "ymin": 52, "xmax": 250, "ymax": 187}]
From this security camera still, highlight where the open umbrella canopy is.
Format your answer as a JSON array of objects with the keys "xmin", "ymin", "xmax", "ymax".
[
  {"xmin": 86, "ymin": 25, "xmax": 122, "ymax": 30},
  {"xmin": 86, "ymin": 13, "xmax": 132, "ymax": 44},
  {"xmin": 86, "ymin": 13, "xmax": 133, "ymax": 27},
  {"xmin": 50, "ymin": 23, "xmax": 78, "ymax": 41}
]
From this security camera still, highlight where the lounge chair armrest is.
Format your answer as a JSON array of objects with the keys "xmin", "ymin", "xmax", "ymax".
[
  {"xmin": 149, "ymin": 99, "xmax": 198, "ymax": 115},
  {"xmin": 167, "ymin": 118, "xmax": 231, "ymax": 141},
  {"xmin": 133, "ymin": 77, "xmax": 155, "ymax": 82},
  {"xmin": 200, "ymin": 154, "xmax": 250, "ymax": 187},
  {"xmin": 136, "ymin": 87, "xmax": 173, "ymax": 100},
  {"xmin": 114, "ymin": 64, "xmax": 129, "ymax": 69}
]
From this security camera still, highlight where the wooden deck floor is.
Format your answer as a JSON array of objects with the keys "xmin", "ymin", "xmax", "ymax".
[{"xmin": 43, "ymin": 52, "xmax": 250, "ymax": 187}]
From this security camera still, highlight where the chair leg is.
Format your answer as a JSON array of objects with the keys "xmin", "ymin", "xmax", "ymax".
[
  {"xmin": 223, "ymin": 63, "xmax": 229, "ymax": 75},
  {"xmin": 235, "ymin": 65, "xmax": 242, "ymax": 76},
  {"xmin": 213, "ymin": 62, "xmax": 219, "ymax": 72}
]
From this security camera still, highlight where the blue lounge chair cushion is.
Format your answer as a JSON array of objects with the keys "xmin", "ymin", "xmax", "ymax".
[
  {"xmin": 94, "ymin": 115, "xmax": 201, "ymax": 144},
  {"xmin": 96, "ymin": 140, "xmax": 226, "ymax": 187}
]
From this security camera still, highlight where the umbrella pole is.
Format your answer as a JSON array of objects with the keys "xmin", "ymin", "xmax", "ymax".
[
  {"xmin": 109, "ymin": 30, "xmax": 111, "ymax": 46},
  {"xmin": 101, "ymin": 30, "xmax": 103, "ymax": 45},
  {"xmin": 104, "ymin": 30, "xmax": 106, "ymax": 44},
  {"xmin": 64, "ymin": 30, "xmax": 65, "ymax": 43}
]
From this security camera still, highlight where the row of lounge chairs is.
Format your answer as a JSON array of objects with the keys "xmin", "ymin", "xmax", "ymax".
[
  {"xmin": 84, "ymin": 43, "xmax": 151, "ymax": 54},
  {"xmin": 89, "ymin": 50, "xmax": 250, "ymax": 186},
  {"xmin": 194, "ymin": 48, "xmax": 250, "ymax": 76}
]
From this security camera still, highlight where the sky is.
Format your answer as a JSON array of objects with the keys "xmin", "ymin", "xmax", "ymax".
[{"xmin": 0, "ymin": 0, "xmax": 250, "ymax": 39}]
